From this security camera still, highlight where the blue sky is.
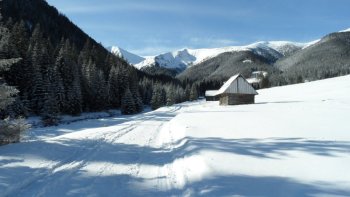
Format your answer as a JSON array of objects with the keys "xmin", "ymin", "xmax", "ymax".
[{"xmin": 46, "ymin": 0, "xmax": 350, "ymax": 56}]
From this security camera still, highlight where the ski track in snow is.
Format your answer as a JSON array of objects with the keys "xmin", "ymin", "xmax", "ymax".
[
  {"xmin": 5, "ymin": 119, "xmax": 140, "ymax": 196},
  {"xmin": 1, "ymin": 76, "xmax": 350, "ymax": 196},
  {"xmin": 1, "ymin": 105, "xmax": 186, "ymax": 197}
]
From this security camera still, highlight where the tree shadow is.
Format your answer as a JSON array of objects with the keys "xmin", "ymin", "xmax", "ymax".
[
  {"xmin": 1, "ymin": 132, "xmax": 350, "ymax": 196},
  {"xmin": 168, "ymin": 137, "xmax": 350, "ymax": 159},
  {"xmin": 152, "ymin": 174, "xmax": 350, "ymax": 197}
]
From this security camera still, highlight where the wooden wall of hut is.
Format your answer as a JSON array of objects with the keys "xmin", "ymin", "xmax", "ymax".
[
  {"xmin": 219, "ymin": 93, "xmax": 255, "ymax": 105},
  {"xmin": 205, "ymin": 96, "xmax": 220, "ymax": 101}
]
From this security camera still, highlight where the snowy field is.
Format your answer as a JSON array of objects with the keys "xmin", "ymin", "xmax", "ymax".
[{"xmin": 1, "ymin": 75, "xmax": 350, "ymax": 197}]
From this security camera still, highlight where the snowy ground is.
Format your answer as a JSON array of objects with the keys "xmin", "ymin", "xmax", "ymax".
[{"xmin": 1, "ymin": 75, "xmax": 350, "ymax": 197}]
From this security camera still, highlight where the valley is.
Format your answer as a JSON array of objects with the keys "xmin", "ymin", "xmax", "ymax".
[{"xmin": 1, "ymin": 75, "xmax": 350, "ymax": 196}]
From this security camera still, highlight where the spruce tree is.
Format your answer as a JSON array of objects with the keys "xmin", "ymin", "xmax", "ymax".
[
  {"xmin": 0, "ymin": 13, "xmax": 29, "ymax": 144},
  {"xmin": 94, "ymin": 69, "xmax": 108, "ymax": 110},
  {"xmin": 56, "ymin": 39, "xmax": 82, "ymax": 114},
  {"xmin": 151, "ymin": 84, "xmax": 166, "ymax": 110},
  {"xmin": 128, "ymin": 69, "xmax": 143, "ymax": 112},
  {"xmin": 190, "ymin": 84, "xmax": 198, "ymax": 101},
  {"xmin": 9, "ymin": 20, "xmax": 29, "ymax": 58},
  {"xmin": 28, "ymin": 25, "xmax": 46, "ymax": 114},
  {"xmin": 166, "ymin": 85, "xmax": 175, "ymax": 106},
  {"xmin": 0, "ymin": 63, "xmax": 19, "ymax": 110},
  {"xmin": 121, "ymin": 87, "xmax": 136, "ymax": 115},
  {"xmin": 108, "ymin": 65, "xmax": 120, "ymax": 108}
]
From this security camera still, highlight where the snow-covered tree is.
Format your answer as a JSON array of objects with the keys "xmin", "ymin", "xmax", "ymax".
[{"xmin": 0, "ymin": 13, "xmax": 29, "ymax": 144}]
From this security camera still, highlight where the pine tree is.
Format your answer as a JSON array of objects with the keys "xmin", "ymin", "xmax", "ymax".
[
  {"xmin": 165, "ymin": 85, "xmax": 175, "ymax": 106},
  {"xmin": 9, "ymin": 20, "xmax": 29, "ymax": 58},
  {"xmin": 28, "ymin": 25, "xmax": 46, "ymax": 114},
  {"xmin": 94, "ymin": 69, "xmax": 108, "ymax": 110},
  {"xmin": 150, "ymin": 86, "xmax": 160, "ymax": 110},
  {"xmin": 185, "ymin": 85, "xmax": 191, "ymax": 100},
  {"xmin": 0, "ymin": 63, "xmax": 19, "ymax": 110},
  {"xmin": 53, "ymin": 64, "xmax": 65, "ymax": 112},
  {"xmin": 128, "ymin": 69, "xmax": 143, "ymax": 112},
  {"xmin": 81, "ymin": 58, "xmax": 95, "ymax": 111},
  {"xmin": 108, "ymin": 65, "xmax": 120, "ymax": 108},
  {"xmin": 189, "ymin": 84, "xmax": 198, "ymax": 101},
  {"xmin": 151, "ymin": 84, "xmax": 166, "ymax": 110},
  {"xmin": 56, "ymin": 39, "xmax": 82, "ymax": 114},
  {"xmin": 5, "ymin": 20, "xmax": 30, "ymax": 100},
  {"xmin": 0, "ymin": 13, "xmax": 29, "ymax": 144},
  {"xmin": 138, "ymin": 78, "xmax": 153, "ymax": 105},
  {"xmin": 41, "ymin": 89, "xmax": 59, "ymax": 126},
  {"xmin": 121, "ymin": 87, "xmax": 136, "ymax": 115}
]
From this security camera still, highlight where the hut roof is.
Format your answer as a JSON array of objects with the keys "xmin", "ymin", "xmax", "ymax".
[
  {"xmin": 216, "ymin": 74, "xmax": 258, "ymax": 95},
  {"xmin": 205, "ymin": 90, "xmax": 218, "ymax": 96}
]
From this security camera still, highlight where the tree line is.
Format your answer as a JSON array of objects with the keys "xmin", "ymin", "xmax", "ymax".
[{"xmin": 0, "ymin": 8, "xmax": 199, "ymax": 144}]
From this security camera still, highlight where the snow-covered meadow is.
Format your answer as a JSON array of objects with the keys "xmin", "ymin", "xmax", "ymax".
[{"xmin": 1, "ymin": 75, "xmax": 350, "ymax": 196}]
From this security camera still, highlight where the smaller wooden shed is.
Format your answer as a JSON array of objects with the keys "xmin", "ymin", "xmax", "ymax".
[
  {"xmin": 216, "ymin": 74, "xmax": 258, "ymax": 105},
  {"xmin": 205, "ymin": 90, "xmax": 220, "ymax": 101}
]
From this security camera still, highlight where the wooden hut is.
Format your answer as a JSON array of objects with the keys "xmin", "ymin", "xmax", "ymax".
[
  {"xmin": 205, "ymin": 90, "xmax": 219, "ymax": 101},
  {"xmin": 216, "ymin": 74, "xmax": 258, "ymax": 105}
]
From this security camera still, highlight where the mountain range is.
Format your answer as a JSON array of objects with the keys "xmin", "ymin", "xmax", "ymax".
[
  {"xmin": 110, "ymin": 28, "xmax": 350, "ymax": 85},
  {"xmin": 110, "ymin": 41, "xmax": 313, "ymax": 72}
]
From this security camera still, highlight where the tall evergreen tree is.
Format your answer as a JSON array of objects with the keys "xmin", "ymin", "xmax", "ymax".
[
  {"xmin": 166, "ymin": 85, "xmax": 175, "ymax": 106},
  {"xmin": 108, "ymin": 65, "xmax": 121, "ymax": 108},
  {"xmin": 0, "ymin": 12, "xmax": 28, "ymax": 144},
  {"xmin": 121, "ymin": 87, "xmax": 136, "ymax": 115},
  {"xmin": 189, "ymin": 84, "xmax": 199, "ymax": 101},
  {"xmin": 9, "ymin": 20, "xmax": 29, "ymax": 58},
  {"xmin": 151, "ymin": 84, "xmax": 166, "ymax": 110},
  {"xmin": 56, "ymin": 39, "xmax": 82, "ymax": 114},
  {"xmin": 28, "ymin": 27, "xmax": 46, "ymax": 114},
  {"xmin": 128, "ymin": 69, "xmax": 143, "ymax": 112}
]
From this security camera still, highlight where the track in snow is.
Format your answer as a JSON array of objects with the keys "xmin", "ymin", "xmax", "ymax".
[
  {"xmin": 0, "ymin": 104, "xmax": 188, "ymax": 197},
  {"xmin": 2, "ymin": 76, "xmax": 350, "ymax": 197}
]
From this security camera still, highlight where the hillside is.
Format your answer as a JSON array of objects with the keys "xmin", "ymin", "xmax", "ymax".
[
  {"xmin": 174, "ymin": 30, "xmax": 350, "ymax": 89},
  {"xmin": 0, "ymin": 0, "xmax": 140, "ymax": 116},
  {"xmin": 1, "ymin": 75, "xmax": 349, "ymax": 196},
  {"xmin": 0, "ymin": 0, "xmax": 189, "ymax": 121},
  {"xmin": 176, "ymin": 50, "xmax": 280, "ymax": 87},
  {"xmin": 274, "ymin": 31, "xmax": 350, "ymax": 83}
]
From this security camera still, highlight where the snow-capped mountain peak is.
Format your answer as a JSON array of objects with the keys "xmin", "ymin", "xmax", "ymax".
[
  {"xmin": 111, "ymin": 40, "xmax": 316, "ymax": 73},
  {"xmin": 339, "ymin": 27, "xmax": 350, "ymax": 33},
  {"xmin": 132, "ymin": 41, "xmax": 309, "ymax": 71},
  {"xmin": 109, "ymin": 46, "xmax": 145, "ymax": 65}
]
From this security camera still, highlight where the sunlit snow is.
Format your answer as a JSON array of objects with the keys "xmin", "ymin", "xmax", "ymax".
[{"xmin": 1, "ymin": 75, "xmax": 350, "ymax": 196}]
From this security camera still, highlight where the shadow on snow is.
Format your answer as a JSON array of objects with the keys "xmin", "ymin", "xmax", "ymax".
[{"xmin": 1, "ymin": 103, "xmax": 350, "ymax": 196}]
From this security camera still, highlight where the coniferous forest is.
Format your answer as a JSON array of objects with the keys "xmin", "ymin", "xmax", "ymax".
[
  {"xmin": 2, "ymin": 0, "xmax": 349, "ymax": 145},
  {"xmin": 0, "ymin": 0, "xmax": 196, "ymax": 144}
]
